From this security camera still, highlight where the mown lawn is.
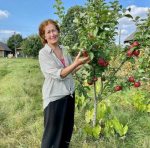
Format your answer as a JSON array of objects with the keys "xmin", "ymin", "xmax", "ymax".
[{"xmin": 0, "ymin": 58, "xmax": 150, "ymax": 148}]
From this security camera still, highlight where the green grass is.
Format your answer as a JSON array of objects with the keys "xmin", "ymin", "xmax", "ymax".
[
  {"xmin": 0, "ymin": 58, "xmax": 43, "ymax": 148},
  {"xmin": 71, "ymin": 93, "xmax": 150, "ymax": 148},
  {"xmin": 0, "ymin": 58, "xmax": 150, "ymax": 148}
]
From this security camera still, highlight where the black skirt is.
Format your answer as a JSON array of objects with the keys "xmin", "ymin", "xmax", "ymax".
[{"xmin": 41, "ymin": 93, "xmax": 75, "ymax": 148}]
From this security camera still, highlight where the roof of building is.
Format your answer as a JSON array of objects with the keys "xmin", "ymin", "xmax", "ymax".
[
  {"xmin": 0, "ymin": 42, "xmax": 12, "ymax": 51},
  {"xmin": 124, "ymin": 31, "xmax": 137, "ymax": 43}
]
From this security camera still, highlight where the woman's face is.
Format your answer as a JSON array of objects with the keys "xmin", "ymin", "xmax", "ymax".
[{"xmin": 44, "ymin": 23, "xmax": 59, "ymax": 45}]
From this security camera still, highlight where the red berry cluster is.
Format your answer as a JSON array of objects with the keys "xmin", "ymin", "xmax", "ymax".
[
  {"xmin": 126, "ymin": 41, "xmax": 140, "ymax": 57},
  {"xmin": 128, "ymin": 76, "xmax": 141, "ymax": 87},
  {"xmin": 114, "ymin": 76, "xmax": 141, "ymax": 92}
]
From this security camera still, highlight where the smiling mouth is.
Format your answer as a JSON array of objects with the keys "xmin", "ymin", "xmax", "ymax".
[{"xmin": 51, "ymin": 37, "xmax": 57, "ymax": 40}]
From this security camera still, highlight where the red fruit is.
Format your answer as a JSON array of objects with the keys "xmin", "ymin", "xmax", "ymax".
[
  {"xmin": 133, "ymin": 50, "xmax": 140, "ymax": 57},
  {"xmin": 82, "ymin": 50, "xmax": 88, "ymax": 57},
  {"xmin": 87, "ymin": 80, "xmax": 93, "ymax": 85},
  {"xmin": 134, "ymin": 81, "xmax": 141, "ymax": 87},
  {"xmin": 114, "ymin": 85, "xmax": 122, "ymax": 91},
  {"xmin": 128, "ymin": 76, "xmax": 135, "ymax": 83},
  {"xmin": 98, "ymin": 58, "xmax": 108, "ymax": 67},
  {"xmin": 98, "ymin": 58, "xmax": 105, "ymax": 65},
  {"xmin": 132, "ymin": 41, "xmax": 140, "ymax": 47},
  {"xmin": 126, "ymin": 50, "xmax": 133, "ymax": 57}
]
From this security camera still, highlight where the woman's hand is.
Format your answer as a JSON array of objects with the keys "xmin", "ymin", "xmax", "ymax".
[
  {"xmin": 60, "ymin": 52, "xmax": 90, "ymax": 78},
  {"xmin": 74, "ymin": 52, "xmax": 90, "ymax": 67}
]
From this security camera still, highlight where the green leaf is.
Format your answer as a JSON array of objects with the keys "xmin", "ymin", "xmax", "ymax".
[
  {"xmin": 80, "ymin": 12, "xmax": 86, "ymax": 18},
  {"xmin": 139, "ymin": 58, "xmax": 144, "ymax": 63},
  {"xmin": 93, "ymin": 27, "xmax": 99, "ymax": 37},
  {"xmin": 123, "ymin": 125, "xmax": 128, "ymax": 135},
  {"xmin": 138, "ymin": 69, "xmax": 145, "ymax": 73},
  {"xmin": 128, "ymin": 58, "xmax": 135, "ymax": 64},
  {"xmin": 84, "ymin": 124, "xmax": 93, "ymax": 135},
  {"xmin": 112, "ymin": 117, "xmax": 124, "ymax": 136},
  {"xmin": 89, "ymin": 52, "xmax": 94, "ymax": 60},
  {"xmin": 85, "ymin": 110, "xmax": 94, "ymax": 123},
  {"xmin": 97, "ymin": 102, "xmax": 107, "ymax": 119},
  {"xmin": 128, "ymin": 7, "xmax": 131, "ymax": 12},
  {"xmin": 147, "ymin": 104, "xmax": 150, "ymax": 112},
  {"xmin": 135, "ymin": 16, "xmax": 140, "ymax": 21},
  {"xmin": 73, "ymin": 17, "xmax": 79, "ymax": 24},
  {"xmin": 104, "ymin": 120, "xmax": 115, "ymax": 138},
  {"xmin": 124, "ymin": 14, "xmax": 133, "ymax": 19},
  {"xmin": 92, "ymin": 125, "xmax": 101, "ymax": 139}
]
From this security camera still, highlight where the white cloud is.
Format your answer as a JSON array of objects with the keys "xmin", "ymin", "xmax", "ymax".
[
  {"xmin": 0, "ymin": 30, "xmax": 20, "ymax": 42},
  {"xmin": 121, "ymin": 29, "xmax": 128, "ymax": 35},
  {"xmin": 0, "ymin": 30, "xmax": 15, "ymax": 34},
  {"xmin": 118, "ymin": 17, "xmax": 136, "ymax": 34},
  {"xmin": 0, "ymin": 10, "xmax": 9, "ymax": 19},
  {"xmin": 127, "ymin": 5, "xmax": 149, "ymax": 19}
]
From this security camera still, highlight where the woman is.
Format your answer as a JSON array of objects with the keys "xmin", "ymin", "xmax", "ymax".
[{"xmin": 38, "ymin": 19, "xmax": 90, "ymax": 148}]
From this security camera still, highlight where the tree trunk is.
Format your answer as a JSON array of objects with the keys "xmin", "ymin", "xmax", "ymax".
[{"xmin": 93, "ymin": 80, "xmax": 97, "ymax": 127}]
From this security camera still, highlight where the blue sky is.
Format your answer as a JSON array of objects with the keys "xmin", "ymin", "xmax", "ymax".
[{"xmin": 0, "ymin": 0, "xmax": 150, "ymax": 44}]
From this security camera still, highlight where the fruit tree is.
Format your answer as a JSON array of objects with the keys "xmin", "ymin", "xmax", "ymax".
[{"xmin": 54, "ymin": 0, "xmax": 148, "ymax": 139}]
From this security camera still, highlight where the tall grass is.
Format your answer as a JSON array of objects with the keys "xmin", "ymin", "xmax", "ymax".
[
  {"xmin": 0, "ymin": 58, "xmax": 43, "ymax": 148},
  {"xmin": 0, "ymin": 58, "xmax": 150, "ymax": 148},
  {"xmin": 71, "ymin": 90, "xmax": 150, "ymax": 148}
]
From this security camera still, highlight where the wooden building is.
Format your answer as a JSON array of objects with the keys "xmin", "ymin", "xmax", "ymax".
[{"xmin": 0, "ymin": 42, "xmax": 12, "ymax": 57}]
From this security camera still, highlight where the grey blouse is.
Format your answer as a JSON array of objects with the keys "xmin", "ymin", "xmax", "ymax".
[{"xmin": 38, "ymin": 44, "xmax": 75, "ymax": 109}]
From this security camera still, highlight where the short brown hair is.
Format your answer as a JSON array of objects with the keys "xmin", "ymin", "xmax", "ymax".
[{"xmin": 39, "ymin": 19, "xmax": 60, "ymax": 45}]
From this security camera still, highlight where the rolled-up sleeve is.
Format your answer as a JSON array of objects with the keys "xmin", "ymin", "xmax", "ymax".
[{"xmin": 39, "ymin": 51, "xmax": 65, "ymax": 80}]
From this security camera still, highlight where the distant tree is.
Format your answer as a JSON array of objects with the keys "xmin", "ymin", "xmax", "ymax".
[
  {"xmin": 21, "ymin": 35, "xmax": 43, "ymax": 57},
  {"xmin": 61, "ymin": 6, "xmax": 85, "ymax": 55},
  {"xmin": 7, "ymin": 33, "xmax": 23, "ymax": 54},
  {"xmin": 60, "ymin": 5, "xmax": 85, "ymax": 56},
  {"xmin": 135, "ymin": 10, "xmax": 150, "ymax": 48}
]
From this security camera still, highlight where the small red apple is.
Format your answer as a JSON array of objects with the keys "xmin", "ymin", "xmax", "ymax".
[
  {"xmin": 87, "ymin": 80, "xmax": 93, "ymax": 85},
  {"xmin": 126, "ymin": 50, "xmax": 133, "ymax": 57},
  {"xmin": 132, "ymin": 41, "xmax": 140, "ymax": 47},
  {"xmin": 98, "ymin": 58, "xmax": 105, "ymax": 66},
  {"xmin": 133, "ymin": 50, "xmax": 140, "ymax": 57},
  {"xmin": 114, "ymin": 85, "xmax": 122, "ymax": 91},
  {"xmin": 128, "ymin": 76, "xmax": 135, "ymax": 83},
  {"xmin": 134, "ymin": 81, "xmax": 141, "ymax": 87},
  {"xmin": 98, "ymin": 58, "xmax": 108, "ymax": 67}
]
